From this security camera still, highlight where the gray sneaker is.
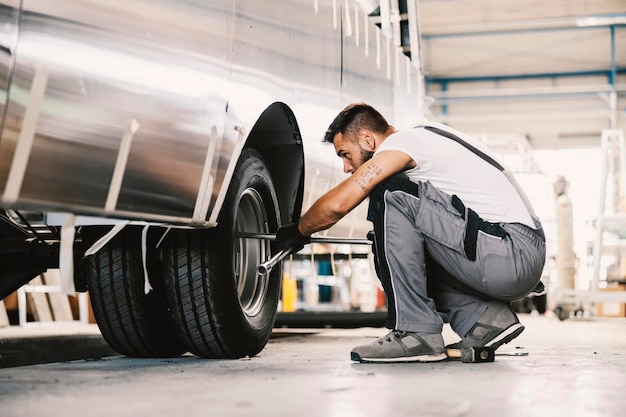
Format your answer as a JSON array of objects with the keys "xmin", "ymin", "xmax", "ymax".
[
  {"xmin": 351, "ymin": 330, "xmax": 446, "ymax": 363},
  {"xmin": 456, "ymin": 303, "xmax": 524, "ymax": 351}
]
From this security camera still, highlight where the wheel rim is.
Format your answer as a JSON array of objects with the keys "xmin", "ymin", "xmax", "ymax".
[{"xmin": 234, "ymin": 188, "xmax": 271, "ymax": 317}]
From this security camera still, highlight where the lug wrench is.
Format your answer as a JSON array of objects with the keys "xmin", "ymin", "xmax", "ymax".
[
  {"xmin": 236, "ymin": 232, "xmax": 372, "ymax": 275},
  {"xmin": 256, "ymin": 247, "xmax": 293, "ymax": 276}
]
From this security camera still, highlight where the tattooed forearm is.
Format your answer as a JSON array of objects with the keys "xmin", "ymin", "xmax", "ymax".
[{"xmin": 355, "ymin": 163, "xmax": 382, "ymax": 192}]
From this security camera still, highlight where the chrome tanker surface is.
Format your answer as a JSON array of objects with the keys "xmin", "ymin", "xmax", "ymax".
[
  {"xmin": 0, "ymin": 0, "xmax": 421, "ymax": 233},
  {"xmin": 0, "ymin": 1, "xmax": 19, "ymax": 122}
]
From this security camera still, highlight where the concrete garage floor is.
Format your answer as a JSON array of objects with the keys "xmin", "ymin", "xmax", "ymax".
[{"xmin": 0, "ymin": 314, "xmax": 625, "ymax": 417}]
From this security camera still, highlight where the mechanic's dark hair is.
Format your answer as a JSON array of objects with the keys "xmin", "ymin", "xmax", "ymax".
[{"xmin": 323, "ymin": 102, "xmax": 391, "ymax": 144}]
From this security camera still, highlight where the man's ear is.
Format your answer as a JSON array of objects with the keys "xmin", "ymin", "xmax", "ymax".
[{"xmin": 359, "ymin": 129, "xmax": 375, "ymax": 150}]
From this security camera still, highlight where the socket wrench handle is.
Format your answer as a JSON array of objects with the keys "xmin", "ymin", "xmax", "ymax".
[
  {"xmin": 242, "ymin": 231, "xmax": 373, "ymax": 276},
  {"xmin": 237, "ymin": 232, "xmax": 371, "ymax": 246},
  {"xmin": 257, "ymin": 247, "xmax": 292, "ymax": 276}
]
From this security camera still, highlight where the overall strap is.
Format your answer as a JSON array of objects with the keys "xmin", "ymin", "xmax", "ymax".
[{"xmin": 423, "ymin": 125, "xmax": 542, "ymax": 230}]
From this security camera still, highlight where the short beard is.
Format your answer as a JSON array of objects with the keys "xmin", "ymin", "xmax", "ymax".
[{"xmin": 360, "ymin": 146, "xmax": 374, "ymax": 163}]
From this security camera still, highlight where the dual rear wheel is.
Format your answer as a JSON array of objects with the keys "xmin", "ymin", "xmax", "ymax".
[{"xmin": 84, "ymin": 149, "xmax": 282, "ymax": 358}]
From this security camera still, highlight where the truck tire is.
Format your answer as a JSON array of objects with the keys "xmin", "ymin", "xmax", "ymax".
[
  {"xmin": 84, "ymin": 226, "xmax": 187, "ymax": 357},
  {"xmin": 162, "ymin": 149, "xmax": 281, "ymax": 358}
]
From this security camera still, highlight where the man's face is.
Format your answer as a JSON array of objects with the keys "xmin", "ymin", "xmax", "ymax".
[{"xmin": 333, "ymin": 132, "xmax": 374, "ymax": 174}]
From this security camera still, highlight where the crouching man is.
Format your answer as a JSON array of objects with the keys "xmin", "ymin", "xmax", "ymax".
[{"xmin": 276, "ymin": 103, "xmax": 546, "ymax": 363}]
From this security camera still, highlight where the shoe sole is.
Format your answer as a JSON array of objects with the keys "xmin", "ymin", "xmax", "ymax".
[
  {"xmin": 484, "ymin": 323, "xmax": 525, "ymax": 350},
  {"xmin": 351, "ymin": 352, "xmax": 448, "ymax": 363}
]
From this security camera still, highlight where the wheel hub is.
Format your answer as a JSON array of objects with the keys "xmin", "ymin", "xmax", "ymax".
[{"xmin": 234, "ymin": 188, "xmax": 271, "ymax": 317}]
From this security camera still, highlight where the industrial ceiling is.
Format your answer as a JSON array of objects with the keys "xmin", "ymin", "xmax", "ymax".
[{"xmin": 360, "ymin": 0, "xmax": 626, "ymax": 151}]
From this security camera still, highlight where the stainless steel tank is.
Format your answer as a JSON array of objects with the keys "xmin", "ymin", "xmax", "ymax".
[{"xmin": 0, "ymin": 0, "xmax": 421, "ymax": 234}]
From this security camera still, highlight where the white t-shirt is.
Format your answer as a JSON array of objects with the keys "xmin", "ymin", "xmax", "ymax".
[{"xmin": 375, "ymin": 121, "xmax": 536, "ymax": 228}]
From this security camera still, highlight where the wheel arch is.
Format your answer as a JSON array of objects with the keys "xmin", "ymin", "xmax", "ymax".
[{"xmin": 242, "ymin": 102, "xmax": 305, "ymax": 226}]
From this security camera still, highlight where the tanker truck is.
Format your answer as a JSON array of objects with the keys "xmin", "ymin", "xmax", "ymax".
[{"xmin": 0, "ymin": 0, "xmax": 423, "ymax": 359}]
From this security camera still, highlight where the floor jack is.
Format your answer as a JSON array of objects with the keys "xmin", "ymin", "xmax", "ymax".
[
  {"xmin": 446, "ymin": 346, "xmax": 529, "ymax": 363},
  {"xmin": 446, "ymin": 346, "xmax": 495, "ymax": 363}
]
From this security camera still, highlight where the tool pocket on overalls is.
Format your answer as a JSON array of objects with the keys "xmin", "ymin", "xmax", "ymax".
[
  {"xmin": 415, "ymin": 181, "xmax": 466, "ymax": 253},
  {"xmin": 476, "ymin": 230, "xmax": 515, "ymax": 281},
  {"xmin": 465, "ymin": 208, "xmax": 508, "ymax": 262}
]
